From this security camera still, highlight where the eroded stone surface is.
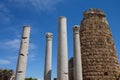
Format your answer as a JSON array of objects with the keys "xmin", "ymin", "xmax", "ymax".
[
  {"xmin": 15, "ymin": 26, "xmax": 30, "ymax": 80},
  {"xmin": 69, "ymin": 9, "xmax": 119, "ymax": 80},
  {"xmin": 57, "ymin": 16, "xmax": 69, "ymax": 80},
  {"xmin": 80, "ymin": 9, "xmax": 119, "ymax": 80},
  {"xmin": 44, "ymin": 32, "xmax": 53, "ymax": 80}
]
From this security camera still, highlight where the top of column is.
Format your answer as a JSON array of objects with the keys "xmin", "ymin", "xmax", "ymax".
[
  {"xmin": 46, "ymin": 32, "xmax": 53, "ymax": 38},
  {"xmin": 73, "ymin": 25, "xmax": 80, "ymax": 34},
  {"xmin": 22, "ymin": 25, "xmax": 30, "ymax": 38},
  {"xmin": 83, "ymin": 8, "xmax": 106, "ymax": 17},
  {"xmin": 23, "ymin": 25, "xmax": 30, "ymax": 28},
  {"xmin": 58, "ymin": 16, "xmax": 66, "ymax": 19}
]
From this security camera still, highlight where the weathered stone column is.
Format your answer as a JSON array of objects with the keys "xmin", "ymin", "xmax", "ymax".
[
  {"xmin": 15, "ymin": 26, "xmax": 30, "ymax": 80},
  {"xmin": 57, "ymin": 16, "xmax": 69, "ymax": 80},
  {"xmin": 44, "ymin": 32, "xmax": 53, "ymax": 80},
  {"xmin": 73, "ymin": 25, "xmax": 83, "ymax": 80}
]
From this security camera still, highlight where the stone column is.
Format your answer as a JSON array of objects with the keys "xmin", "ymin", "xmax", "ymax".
[
  {"xmin": 57, "ymin": 16, "xmax": 69, "ymax": 80},
  {"xmin": 44, "ymin": 32, "xmax": 53, "ymax": 80},
  {"xmin": 73, "ymin": 25, "xmax": 83, "ymax": 80},
  {"xmin": 15, "ymin": 26, "xmax": 30, "ymax": 80}
]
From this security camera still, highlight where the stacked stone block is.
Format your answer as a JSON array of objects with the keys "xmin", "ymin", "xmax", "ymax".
[
  {"xmin": 80, "ymin": 8, "xmax": 119, "ymax": 80},
  {"xmin": 68, "ymin": 58, "xmax": 74, "ymax": 80}
]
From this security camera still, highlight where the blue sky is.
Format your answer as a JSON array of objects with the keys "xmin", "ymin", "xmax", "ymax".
[{"xmin": 0, "ymin": 0, "xmax": 120, "ymax": 80}]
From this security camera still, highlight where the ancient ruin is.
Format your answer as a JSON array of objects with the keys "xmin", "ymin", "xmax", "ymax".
[
  {"xmin": 80, "ymin": 8, "xmax": 119, "ymax": 80},
  {"xmin": 57, "ymin": 16, "xmax": 69, "ymax": 80},
  {"xmin": 15, "ymin": 26, "xmax": 30, "ymax": 80},
  {"xmin": 73, "ymin": 26, "xmax": 83, "ymax": 80},
  {"xmin": 69, "ymin": 8, "xmax": 119, "ymax": 80},
  {"xmin": 44, "ymin": 33, "xmax": 53, "ymax": 80},
  {"xmin": 13, "ymin": 8, "xmax": 120, "ymax": 80},
  {"xmin": 68, "ymin": 58, "xmax": 74, "ymax": 80}
]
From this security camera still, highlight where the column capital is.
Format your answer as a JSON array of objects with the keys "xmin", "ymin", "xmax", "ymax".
[
  {"xmin": 73, "ymin": 25, "xmax": 80, "ymax": 34},
  {"xmin": 46, "ymin": 32, "xmax": 53, "ymax": 41}
]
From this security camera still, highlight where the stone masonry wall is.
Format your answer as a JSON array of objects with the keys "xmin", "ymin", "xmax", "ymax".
[
  {"xmin": 68, "ymin": 58, "xmax": 74, "ymax": 80},
  {"xmin": 80, "ymin": 8, "xmax": 119, "ymax": 80}
]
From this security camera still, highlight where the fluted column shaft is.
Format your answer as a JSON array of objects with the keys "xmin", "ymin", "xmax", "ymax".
[
  {"xmin": 73, "ymin": 26, "xmax": 83, "ymax": 80},
  {"xmin": 15, "ymin": 26, "xmax": 30, "ymax": 80},
  {"xmin": 57, "ymin": 16, "xmax": 69, "ymax": 80},
  {"xmin": 44, "ymin": 33, "xmax": 53, "ymax": 80}
]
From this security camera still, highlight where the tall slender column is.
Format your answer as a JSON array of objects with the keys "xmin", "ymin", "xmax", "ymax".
[
  {"xmin": 57, "ymin": 16, "xmax": 69, "ymax": 80},
  {"xmin": 73, "ymin": 25, "xmax": 83, "ymax": 80},
  {"xmin": 15, "ymin": 26, "xmax": 30, "ymax": 80},
  {"xmin": 44, "ymin": 32, "xmax": 53, "ymax": 80}
]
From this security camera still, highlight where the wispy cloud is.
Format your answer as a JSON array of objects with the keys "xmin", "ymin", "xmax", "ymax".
[
  {"xmin": 0, "ymin": 3, "xmax": 9, "ymax": 13},
  {"xmin": 0, "ymin": 0, "xmax": 63, "ymax": 23},
  {"xmin": 0, "ymin": 39, "xmax": 37, "ymax": 50},
  {"xmin": 8, "ymin": 0, "xmax": 63, "ymax": 11},
  {"xmin": 29, "ymin": 43, "xmax": 36, "ymax": 50},
  {"xmin": 0, "ymin": 3, "xmax": 11, "ymax": 24},
  {"xmin": 30, "ymin": 0, "xmax": 63, "ymax": 11},
  {"xmin": 4, "ymin": 39, "xmax": 20, "ymax": 49},
  {"xmin": 28, "ymin": 54, "xmax": 36, "ymax": 61},
  {"xmin": 8, "ymin": 56, "xmax": 17, "ymax": 60},
  {"xmin": 0, "ymin": 59, "xmax": 11, "ymax": 65}
]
